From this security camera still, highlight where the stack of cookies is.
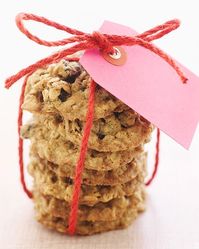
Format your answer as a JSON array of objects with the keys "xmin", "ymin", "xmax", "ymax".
[{"xmin": 20, "ymin": 59, "xmax": 154, "ymax": 235}]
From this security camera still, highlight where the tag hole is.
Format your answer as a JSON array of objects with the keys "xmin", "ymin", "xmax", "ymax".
[{"xmin": 109, "ymin": 47, "xmax": 121, "ymax": 59}]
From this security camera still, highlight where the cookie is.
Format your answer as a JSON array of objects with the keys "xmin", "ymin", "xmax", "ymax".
[
  {"xmin": 35, "ymin": 188, "xmax": 145, "ymax": 235},
  {"xmin": 23, "ymin": 110, "xmax": 153, "ymax": 152},
  {"xmin": 33, "ymin": 187, "xmax": 145, "ymax": 222},
  {"xmin": 21, "ymin": 122, "xmax": 144, "ymax": 171},
  {"xmin": 22, "ymin": 60, "xmax": 129, "ymax": 121},
  {"xmin": 31, "ymin": 161, "xmax": 144, "ymax": 205},
  {"xmin": 36, "ymin": 208, "xmax": 140, "ymax": 235},
  {"xmin": 63, "ymin": 111, "xmax": 153, "ymax": 152},
  {"xmin": 28, "ymin": 152, "xmax": 147, "ymax": 186}
]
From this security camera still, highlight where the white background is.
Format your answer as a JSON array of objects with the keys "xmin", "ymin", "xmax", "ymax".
[{"xmin": 0, "ymin": 1, "xmax": 199, "ymax": 249}]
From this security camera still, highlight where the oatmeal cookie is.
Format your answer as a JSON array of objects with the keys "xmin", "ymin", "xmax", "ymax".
[
  {"xmin": 63, "ymin": 111, "xmax": 153, "ymax": 152},
  {"xmin": 31, "ymin": 161, "xmax": 144, "ymax": 205},
  {"xmin": 23, "ymin": 110, "xmax": 153, "ymax": 152},
  {"xmin": 21, "ymin": 121, "xmax": 144, "ymax": 171},
  {"xmin": 35, "ymin": 189, "xmax": 145, "ymax": 235},
  {"xmin": 22, "ymin": 60, "xmax": 129, "ymax": 121},
  {"xmin": 33, "ymin": 187, "xmax": 145, "ymax": 222},
  {"xmin": 36, "ymin": 208, "xmax": 140, "ymax": 235},
  {"xmin": 28, "ymin": 152, "xmax": 147, "ymax": 186}
]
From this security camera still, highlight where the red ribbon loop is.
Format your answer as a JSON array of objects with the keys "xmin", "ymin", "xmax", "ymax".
[
  {"xmin": 15, "ymin": 12, "xmax": 84, "ymax": 46},
  {"xmin": 5, "ymin": 13, "xmax": 187, "ymax": 89}
]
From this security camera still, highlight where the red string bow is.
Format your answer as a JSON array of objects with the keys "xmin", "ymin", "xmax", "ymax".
[{"xmin": 5, "ymin": 13, "xmax": 187, "ymax": 235}]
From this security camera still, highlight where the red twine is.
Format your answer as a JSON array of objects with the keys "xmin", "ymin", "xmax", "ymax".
[
  {"xmin": 145, "ymin": 128, "xmax": 160, "ymax": 186},
  {"xmin": 5, "ymin": 13, "xmax": 186, "ymax": 234},
  {"xmin": 18, "ymin": 75, "xmax": 33, "ymax": 199}
]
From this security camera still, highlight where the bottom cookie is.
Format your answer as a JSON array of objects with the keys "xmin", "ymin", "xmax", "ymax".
[
  {"xmin": 36, "ymin": 204, "xmax": 142, "ymax": 236},
  {"xmin": 34, "ymin": 186, "xmax": 145, "ymax": 222},
  {"xmin": 34, "ymin": 187, "xmax": 145, "ymax": 235}
]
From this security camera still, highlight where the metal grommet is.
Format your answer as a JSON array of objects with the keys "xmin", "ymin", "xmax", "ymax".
[{"xmin": 101, "ymin": 46, "xmax": 127, "ymax": 66}]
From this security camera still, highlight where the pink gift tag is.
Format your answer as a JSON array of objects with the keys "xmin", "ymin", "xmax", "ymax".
[{"xmin": 80, "ymin": 21, "xmax": 199, "ymax": 149}]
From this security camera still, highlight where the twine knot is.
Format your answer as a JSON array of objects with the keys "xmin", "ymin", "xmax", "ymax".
[{"xmin": 91, "ymin": 31, "xmax": 114, "ymax": 54}]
